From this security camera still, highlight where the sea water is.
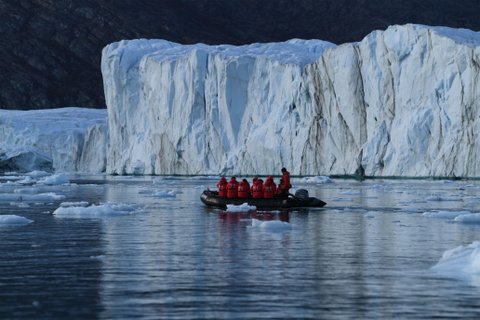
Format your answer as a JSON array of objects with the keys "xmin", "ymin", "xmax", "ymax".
[{"xmin": 1, "ymin": 174, "xmax": 480, "ymax": 319}]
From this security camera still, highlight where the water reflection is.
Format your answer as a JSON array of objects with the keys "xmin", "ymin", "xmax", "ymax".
[
  {"xmin": 0, "ymin": 215, "xmax": 105, "ymax": 319},
  {"xmin": 2, "ymin": 177, "xmax": 480, "ymax": 319},
  {"xmin": 217, "ymin": 210, "xmax": 290, "ymax": 223}
]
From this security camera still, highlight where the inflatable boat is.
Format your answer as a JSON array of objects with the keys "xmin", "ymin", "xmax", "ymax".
[{"xmin": 200, "ymin": 189, "xmax": 326, "ymax": 209}]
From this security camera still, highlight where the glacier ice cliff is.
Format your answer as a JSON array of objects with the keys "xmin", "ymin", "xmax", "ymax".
[
  {"xmin": 99, "ymin": 24, "xmax": 479, "ymax": 177},
  {"xmin": 0, "ymin": 108, "xmax": 107, "ymax": 173}
]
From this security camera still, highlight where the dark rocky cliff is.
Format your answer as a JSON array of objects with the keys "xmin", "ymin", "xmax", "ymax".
[{"xmin": 1, "ymin": 0, "xmax": 479, "ymax": 109}]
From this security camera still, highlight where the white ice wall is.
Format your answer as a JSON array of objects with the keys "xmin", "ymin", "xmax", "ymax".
[
  {"xmin": 357, "ymin": 25, "xmax": 480, "ymax": 176},
  {"xmin": 102, "ymin": 24, "xmax": 480, "ymax": 177},
  {"xmin": 0, "ymin": 108, "xmax": 108, "ymax": 173}
]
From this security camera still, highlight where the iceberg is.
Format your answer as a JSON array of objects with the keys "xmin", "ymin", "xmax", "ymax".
[
  {"xmin": 101, "ymin": 24, "xmax": 480, "ymax": 177},
  {"xmin": 0, "ymin": 108, "xmax": 108, "ymax": 173},
  {"xmin": 101, "ymin": 38, "xmax": 337, "ymax": 175},
  {"xmin": 2, "ymin": 24, "xmax": 480, "ymax": 177}
]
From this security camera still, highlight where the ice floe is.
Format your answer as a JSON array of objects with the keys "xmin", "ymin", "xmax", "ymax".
[
  {"xmin": 52, "ymin": 202, "xmax": 137, "ymax": 218},
  {"xmin": 296, "ymin": 176, "xmax": 334, "ymax": 184},
  {"xmin": 251, "ymin": 218, "xmax": 293, "ymax": 232},
  {"xmin": 432, "ymin": 241, "xmax": 480, "ymax": 285},
  {"xmin": 154, "ymin": 190, "xmax": 177, "ymax": 198},
  {"xmin": 226, "ymin": 203, "xmax": 257, "ymax": 212},
  {"xmin": 0, "ymin": 215, "xmax": 33, "ymax": 225},
  {"xmin": 38, "ymin": 174, "xmax": 70, "ymax": 185},
  {"xmin": 60, "ymin": 201, "xmax": 89, "ymax": 207},
  {"xmin": 0, "ymin": 192, "xmax": 65, "ymax": 202},
  {"xmin": 422, "ymin": 210, "xmax": 480, "ymax": 225},
  {"xmin": 422, "ymin": 211, "xmax": 470, "ymax": 219},
  {"xmin": 454, "ymin": 213, "xmax": 480, "ymax": 224}
]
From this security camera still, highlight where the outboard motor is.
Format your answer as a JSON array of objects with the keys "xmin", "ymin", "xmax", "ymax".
[{"xmin": 295, "ymin": 189, "xmax": 309, "ymax": 200}]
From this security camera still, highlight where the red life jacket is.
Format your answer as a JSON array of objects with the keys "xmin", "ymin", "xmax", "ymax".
[
  {"xmin": 217, "ymin": 178, "xmax": 228, "ymax": 197},
  {"xmin": 263, "ymin": 180, "xmax": 276, "ymax": 199},
  {"xmin": 217, "ymin": 183, "xmax": 227, "ymax": 197},
  {"xmin": 250, "ymin": 178, "xmax": 258, "ymax": 196},
  {"xmin": 227, "ymin": 179, "xmax": 239, "ymax": 198},
  {"xmin": 252, "ymin": 181, "xmax": 263, "ymax": 199},
  {"xmin": 238, "ymin": 180, "xmax": 250, "ymax": 198}
]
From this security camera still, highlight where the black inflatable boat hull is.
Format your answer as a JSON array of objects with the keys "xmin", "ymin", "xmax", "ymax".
[{"xmin": 200, "ymin": 190, "xmax": 326, "ymax": 209}]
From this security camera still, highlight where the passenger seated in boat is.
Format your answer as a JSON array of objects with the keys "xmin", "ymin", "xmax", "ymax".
[
  {"xmin": 238, "ymin": 179, "xmax": 251, "ymax": 199},
  {"xmin": 263, "ymin": 176, "xmax": 276, "ymax": 199},
  {"xmin": 250, "ymin": 177, "xmax": 258, "ymax": 197},
  {"xmin": 216, "ymin": 176, "xmax": 227, "ymax": 198},
  {"xmin": 227, "ymin": 176, "xmax": 239, "ymax": 199},
  {"xmin": 252, "ymin": 178, "xmax": 263, "ymax": 199}
]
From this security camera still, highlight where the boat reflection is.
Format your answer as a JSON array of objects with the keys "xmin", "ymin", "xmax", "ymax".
[{"xmin": 217, "ymin": 210, "xmax": 290, "ymax": 223}]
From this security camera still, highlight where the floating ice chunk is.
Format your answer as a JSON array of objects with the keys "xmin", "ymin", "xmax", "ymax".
[
  {"xmin": 31, "ymin": 192, "xmax": 65, "ymax": 202},
  {"xmin": 0, "ymin": 192, "xmax": 65, "ymax": 202},
  {"xmin": 155, "ymin": 190, "xmax": 177, "ymax": 198},
  {"xmin": 251, "ymin": 218, "xmax": 292, "ymax": 232},
  {"xmin": 53, "ymin": 202, "xmax": 137, "ymax": 218},
  {"xmin": 432, "ymin": 241, "xmax": 480, "ymax": 285},
  {"xmin": 0, "ymin": 215, "xmax": 33, "ymax": 225},
  {"xmin": 454, "ymin": 213, "xmax": 480, "ymax": 224},
  {"xmin": 422, "ymin": 211, "xmax": 469, "ymax": 219},
  {"xmin": 297, "ymin": 176, "xmax": 333, "ymax": 184},
  {"xmin": 60, "ymin": 201, "xmax": 89, "ymax": 207},
  {"xmin": 226, "ymin": 203, "xmax": 257, "ymax": 212},
  {"xmin": 38, "ymin": 174, "xmax": 70, "ymax": 185}
]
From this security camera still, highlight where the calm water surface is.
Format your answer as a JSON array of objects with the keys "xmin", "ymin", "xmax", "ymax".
[{"xmin": 1, "ymin": 175, "xmax": 480, "ymax": 319}]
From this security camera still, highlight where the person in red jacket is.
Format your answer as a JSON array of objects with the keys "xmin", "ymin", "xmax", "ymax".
[
  {"xmin": 250, "ymin": 177, "xmax": 258, "ymax": 196},
  {"xmin": 263, "ymin": 176, "xmax": 276, "ymax": 199},
  {"xmin": 252, "ymin": 178, "xmax": 263, "ymax": 199},
  {"xmin": 226, "ymin": 176, "xmax": 239, "ymax": 199},
  {"xmin": 216, "ymin": 176, "xmax": 227, "ymax": 198},
  {"xmin": 238, "ymin": 179, "xmax": 251, "ymax": 199},
  {"xmin": 278, "ymin": 167, "xmax": 291, "ymax": 196}
]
